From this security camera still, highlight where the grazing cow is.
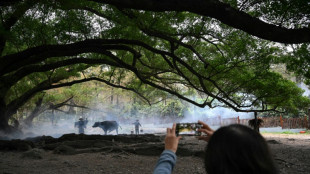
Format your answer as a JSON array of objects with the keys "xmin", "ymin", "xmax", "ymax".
[{"xmin": 92, "ymin": 121, "xmax": 121, "ymax": 135}]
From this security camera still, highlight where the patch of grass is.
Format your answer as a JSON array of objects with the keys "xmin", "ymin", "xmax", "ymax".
[
  {"xmin": 261, "ymin": 130, "xmax": 310, "ymax": 134},
  {"xmin": 281, "ymin": 131, "xmax": 296, "ymax": 134}
]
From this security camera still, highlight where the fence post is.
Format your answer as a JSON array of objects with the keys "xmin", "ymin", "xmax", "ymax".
[
  {"xmin": 237, "ymin": 116, "xmax": 240, "ymax": 124},
  {"xmin": 280, "ymin": 115, "xmax": 283, "ymax": 129},
  {"xmin": 254, "ymin": 112, "xmax": 259, "ymax": 132}
]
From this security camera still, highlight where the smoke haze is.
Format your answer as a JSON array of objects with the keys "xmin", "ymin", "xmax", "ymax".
[{"xmin": 8, "ymin": 105, "xmax": 252, "ymax": 140}]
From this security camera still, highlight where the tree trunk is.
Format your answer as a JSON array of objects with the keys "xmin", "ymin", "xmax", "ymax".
[
  {"xmin": 254, "ymin": 112, "xmax": 259, "ymax": 132},
  {"xmin": 68, "ymin": 100, "xmax": 76, "ymax": 115},
  {"xmin": 23, "ymin": 97, "xmax": 44, "ymax": 127},
  {"xmin": 0, "ymin": 112, "xmax": 10, "ymax": 132},
  {"xmin": 0, "ymin": 99, "xmax": 11, "ymax": 132},
  {"xmin": 116, "ymin": 94, "xmax": 119, "ymax": 106},
  {"xmin": 110, "ymin": 88, "xmax": 114, "ymax": 105},
  {"xmin": 308, "ymin": 108, "xmax": 310, "ymax": 129},
  {"xmin": 51, "ymin": 109, "xmax": 56, "ymax": 125}
]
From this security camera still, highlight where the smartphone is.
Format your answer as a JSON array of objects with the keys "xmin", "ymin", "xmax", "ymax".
[{"xmin": 176, "ymin": 123, "xmax": 202, "ymax": 136}]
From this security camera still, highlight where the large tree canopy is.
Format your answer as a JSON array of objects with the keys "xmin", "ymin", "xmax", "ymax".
[{"xmin": 0, "ymin": 0, "xmax": 310, "ymax": 132}]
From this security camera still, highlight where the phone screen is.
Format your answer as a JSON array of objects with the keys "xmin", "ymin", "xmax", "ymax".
[{"xmin": 176, "ymin": 123, "xmax": 202, "ymax": 136}]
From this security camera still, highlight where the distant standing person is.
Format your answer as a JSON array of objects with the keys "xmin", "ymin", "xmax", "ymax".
[
  {"xmin": 75, "ymin": 117, "xmax": 88, "ymax": 134},
  {"xmin": 133, "ymin": 119, "xmax": 142, "ymax": 135}
]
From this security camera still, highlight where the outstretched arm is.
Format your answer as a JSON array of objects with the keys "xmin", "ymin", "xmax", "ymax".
[
  {"xmin": 153, "ymin": 150, "xmax": 176, "ymax": 174},
  {"xmin": 153, "ymin": 123, "xmax": 182, "ymax": 174}
]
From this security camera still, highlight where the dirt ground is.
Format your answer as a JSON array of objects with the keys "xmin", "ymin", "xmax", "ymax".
[{"xmin": 0, "ymin": 133, "xmax": 310, "ymax": 174}]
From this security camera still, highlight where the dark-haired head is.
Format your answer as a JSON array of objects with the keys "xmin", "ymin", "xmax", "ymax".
[{"xmin": 205, "ymin": 124, "xmax": 278, "ymax": 174}]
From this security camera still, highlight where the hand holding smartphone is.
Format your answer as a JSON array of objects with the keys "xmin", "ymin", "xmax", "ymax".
[{"xmin": 175, "ymin": 123, "xmax": 202, "ymax": 136}]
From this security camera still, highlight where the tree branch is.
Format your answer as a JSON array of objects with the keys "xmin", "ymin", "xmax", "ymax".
[
  {"xmin": 4, "ymin": 57, "xmax": 121, "ymax": 88},
  {"xmin": 0, "ymin": 39, "xmax": 142, "ymax": 76},
  {"xmin": 89, "ymin": 0, "xmax": 310, "ymax": 43}
]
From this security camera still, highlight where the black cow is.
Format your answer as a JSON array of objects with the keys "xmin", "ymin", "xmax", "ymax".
[{"xmin": 92, "ymin": 121, "xmax": 121, "ymax": 135}]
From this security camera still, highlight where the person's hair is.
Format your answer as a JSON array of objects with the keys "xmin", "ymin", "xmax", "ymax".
[{"xmin": 205, "ymin": 124, "xmax": 278, "ymax": 174}]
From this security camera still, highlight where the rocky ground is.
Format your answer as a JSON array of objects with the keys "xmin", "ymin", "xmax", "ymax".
[{"xmin": 0, "ymin": 133, "xmax": 309, "ymax": 174}]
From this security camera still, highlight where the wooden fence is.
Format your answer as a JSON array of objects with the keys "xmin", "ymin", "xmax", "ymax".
[{"xmin": 202, "ymin": 115, "xmax": 309, "ymax": 129}]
